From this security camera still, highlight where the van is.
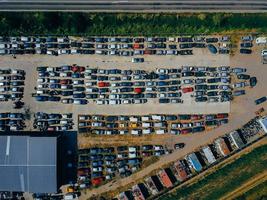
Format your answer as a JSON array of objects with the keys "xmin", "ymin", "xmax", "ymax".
[
  {"xmin": 142, "ymin": 129, "xmax": 152, "ymax": 134},
  {"xmin": 152, "ymin": 115, "xmax": 165, "ymax": 121},
  {"xmin": 131, "ymin": 129, "xmax": 141, "ymax": 135},
  {"xmin": 256, "ymin": 37, "xmax": 267, "ymax": 45},
  {"xmin": 155, "ymin": 129, "xmax": 166, "ymax": 134},
  {"xmin": 129, "ymin": 117, "xmax": 138, "ymax": 122},
  {"xmin": 142, "ymin": 122, "xmax": 152, "ymax": 128}
]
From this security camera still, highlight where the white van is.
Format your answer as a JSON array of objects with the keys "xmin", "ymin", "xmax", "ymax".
[
  {"xmin": 256, "ymin": 37, "xmax": 267, "ymax": 45},
  {"xmin": 142, "ymin": 129, "xmax": 152, "ymax": 135},
  {"xmin": 152, "ymin": 115, "xmax": 165, "ymax": 121},
  {"xmin": 131, "ymin": 129, "xmax": 141, "ymax": 135},
  {"xmin": 155, "ymin": 129, "xmax": 166, "ymax": 134}
]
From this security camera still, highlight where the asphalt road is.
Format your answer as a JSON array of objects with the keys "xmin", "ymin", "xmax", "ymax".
[{"xmin": 0, "ymin": 0, "xmax": 267, "ymax": 12}]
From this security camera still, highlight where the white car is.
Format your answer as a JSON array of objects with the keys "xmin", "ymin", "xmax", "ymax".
[
  {"xmin": 262, "ymin": 49, "xmax": 267, "ymax": 56},
  {"xmin": 232, "ymin": 82, "xmax": 246, "ymax": 88},
  {"xmin": 256, "ymin": 37, "xmax": 267, "ymax": 45},
  {"xmin": 156, "ymin": 68, "xmax": 169, "ymax": 74}
]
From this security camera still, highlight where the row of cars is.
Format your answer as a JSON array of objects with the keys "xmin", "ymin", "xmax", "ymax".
[
  {"xmin": 0, "ymin": 35, "xmax": 230, "ymax": 56},
  {"xmin": 35, "ymin": 65, "xmax": 185, "ymax": 104},
  {"xmin": 34, "ymin": 65, "xmax": 253, "ymax": 105},
  {"xmin": 78, "ymin": 113, "xmax": 229, "ymax": 136},
  {"xmin": 77, "ymin": 145, "xmax": 171, "ymax": 188},
  {"xmin": 185, "ymin": 66, "xmax": 257, "ymax": 103},
  {"xmin": 0, "ymin": 112, "xmax": 25, "ymax": 131},
  {"xmin": 0, "ymin": 69, "xmax": 25, "ymax": 102},
  {"xmin": 114, "ymin": 116, "xmax": 266, "ymax": 200},
  {"xmin": 33, "ymin": 112, "xmax": 73, "ymax": 131}
]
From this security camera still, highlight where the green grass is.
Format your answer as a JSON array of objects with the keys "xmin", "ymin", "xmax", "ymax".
[
  {"xmin": 234, "ymin": 180, "xmax": 267, "ymax": 200},
  {"xmin": 159, "ymin": 144, "xmax": 267, "ymax": 200},
  {"xmin": 1, "ymin": 13, "xmax": 267, "ymax": 36}
]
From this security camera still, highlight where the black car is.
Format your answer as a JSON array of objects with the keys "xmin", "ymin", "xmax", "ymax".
[
  {"xmin": 255, "ymin": 96, "xmax": 267, "ymax": 105},
  {"xmin": 179, "ymin": 43, "xmax": 194, "ymax": 49},
  {"xmin": 205, "ymin": 120, "xmax": 218, "ymax": 126},
  {"xmin": 249, "ymin": 77, "xmax": 257, "ymax": 87},
  {"xmin": 194, "ymin": 43, "xmax": 206, "ymax": 48},
  {"xmin": 233, "ymin": 90, "xmax": 246, "ymax": 96},
  {"xmin": 240, "ymin": 42, "xmax": 253, "ymax": 48},
  {"xmin": 178, "ymin": 37, "xmax": 193, "ymax": 43},
  {"xmin": 73, "ymin": 93, "xmax": 85, "ymax": 98},
  {"xmin": 169, "ymin": 44, "xmax": 177, "ymax": 49},
  {"xmin": 174, "ymin": 143, "xmax": 185, "ymax": 149},
  {"xmin": 159, "ymin": 98, "xmax": 170, "ymax": 103},
  {"xmin": 195, "ymin": 84, "xmax": 208, "ymax": 90},
  {"xmin": 207, "ymin": 91, "xmax": 218, "ymax": 96},
  {"xmin": 195, "ymin": 96, "xmax": 208, "ymax": 102},
  {"xmin": 180, "ymin": 50, "xmax": 193, "ymax": 55},
  {"xmin": 192, "ymin": 126, "xmax": 205, "ymax": 133},
  {"xmin": 206, "ymin": 37, "xmax": 219, "ymax": 43},
  {"xmin": 237, "ymin": 74, "xmax": 250, "ymax": 80},
  {"xmin": 240, "ymin": 48, "xmax": 252, "ymax": 54},
  {"xmin": 194, "ymin": 72, "xmax": 206, "ymax": 77},
  {"xmin": 48, "ymin": 96, "xmax": 61, "ymax": 101}
]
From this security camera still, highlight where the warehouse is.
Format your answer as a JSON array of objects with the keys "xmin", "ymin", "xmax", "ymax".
[
  {"xmin": 186, "ymin": 153, "xmax": 203, "ymax": 172},
  {"xmin": 172, "ymin": 160, "xmax": 190, "ymax": 181},
  {"xmin": 258, "ymin": 116, "xmax": 267, "ymax": 133},
  {"xmin": 201, "ymin": 146, "xmax": 217, "ymax": 164},
  {"xmin": 214, "ymin": 137, "xmax": 232, "ymax": 157},
  {"xmin": 0, "ymin": 132, "xmax": 77, "ymax": 193},
  {"xmin": 228, "ymin": 131, "xmax": 246, "ymax": 149}
]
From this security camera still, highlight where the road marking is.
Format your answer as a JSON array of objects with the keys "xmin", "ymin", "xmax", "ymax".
[{"xmin": 6, "ymin": 136, "xmax": 10, "ymax": 156}]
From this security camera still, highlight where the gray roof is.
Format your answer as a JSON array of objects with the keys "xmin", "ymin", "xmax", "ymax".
[{"xmin": 0, "ymin": 136, "xmax": 57, "ymax": 193}]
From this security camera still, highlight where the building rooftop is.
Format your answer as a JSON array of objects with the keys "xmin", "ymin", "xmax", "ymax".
[{"xmin": 0, "ymin": 135, "xmax": 57, "ymax": 193}]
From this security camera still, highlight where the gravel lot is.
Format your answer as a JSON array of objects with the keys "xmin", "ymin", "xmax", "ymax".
[
  {"xmin": 0, "ymin": 48, "xmax": 230, "ymax": 131},
  {"xmin": 0, "ymin": 44, "xmax": 266, "ymax": 199}
]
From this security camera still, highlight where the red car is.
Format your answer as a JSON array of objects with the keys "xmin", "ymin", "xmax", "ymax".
[
  {"xmin": 98, "ymin": 82, "xmax": 109, "ymax": 87},
  {"xmin": 191, "ymin": 115, "xmax": 203, "ymax": 120},
  {"xmin": 216, "ymin": 113, "xmax": 229, "ymax": 119},
  {"xmin": 182, "ymin": 87, "xmax": 194, "ymax": 93},
  {"xmin": 60, "ymin": 79, "xmax": 72, "ymax": 85},
  {"xmin": 91, "ymin": 177, "xmax": 104, "ymax": 186},
  {"xmin": 71, "ymin": 65, "xmax": 85, "ymax": 72},
  {"xmin": 181, "ymin": 128, "xmax": 192, "ymax": 135},
  {"xmin": 134, "ymin": 88, "xmax": 143, "ymax": 93}
]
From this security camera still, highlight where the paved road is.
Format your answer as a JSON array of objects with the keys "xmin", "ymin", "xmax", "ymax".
[{"xmin": 0, "ymin": 0, "xmax": 267, "ymax": 11}]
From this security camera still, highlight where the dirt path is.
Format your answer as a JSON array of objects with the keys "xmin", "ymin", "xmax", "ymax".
[{"xmin": 220, "ymin": 170, "xmax": 267, "ymax": 200}]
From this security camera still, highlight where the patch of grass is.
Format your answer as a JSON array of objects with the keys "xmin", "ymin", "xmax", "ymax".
[{"xmin": 159, "ymin": 144, "xmax": 267, "ymax": 200}]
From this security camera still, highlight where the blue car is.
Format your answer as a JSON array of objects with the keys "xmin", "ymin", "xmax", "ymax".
[
  {"xmin": 35, "ymin": 96, "xmax": 48, "ymax": 102},
  {"xmin": 207, "ymin": 44, "xmax": 217, "ymax": 54},
  {"xmin": 158, "ymin": 74, "xmax": 169, "ymax": 80},
  {"xmin": 48, "ymin": 96, "xmax": 61, "ymax": 101}
]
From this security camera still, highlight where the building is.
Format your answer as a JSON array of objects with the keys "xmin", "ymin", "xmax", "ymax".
[
  {"xmin": 0, "ymin": 132, "xmax": 77, "ymax": 193},
  {"xmin": 186, "ymin": 153, "xmax": 203, "ymax": 172},
  {"xmin": 117, "ymin": 190, "xmax": 134, "ymax": 200},
  {"xmin": 172, "ymin": 160, "xmax": 190, "ymax": 181},
  {"xmin": 258, "ymin": 116, "xmax": 267, "ymax": 133},
  {"xmin": 229, "ymin": 131, "xmax": 246, "ymax": 149},
  {"xmin": 144, "ymin": 175, "xmax": 163, "ymax": 195},
  {"xmin": 214, "ymin": 137, "xmax": 231, "ymax": 157},
  {"xmin": 158, "ymin": 168, "xmax": 177, "ymax": 188},
  {"xmin": 132, "ymin": 183, "xmax": 149, "ymax": 200},
  {"xmin": 201, "ymin": 146, "xmax": 216, "ymax": 164}
]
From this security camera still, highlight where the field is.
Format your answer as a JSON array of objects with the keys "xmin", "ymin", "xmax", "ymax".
[
  {"xmin": 159, "ymin": 144, "xmax": 267, "ymax": 200},
  {"xmin": 1, "ymin": 13, "xmax": 267, "ymax": 35},
  {"xmin": 234, "ymin": 180, "xmax": 267, "ymax": 200}
]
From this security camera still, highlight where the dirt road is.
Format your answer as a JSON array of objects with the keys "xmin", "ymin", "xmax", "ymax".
[{"xmin": 220, "ymin": 170, "xmax": 267, "ymax": 200}]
